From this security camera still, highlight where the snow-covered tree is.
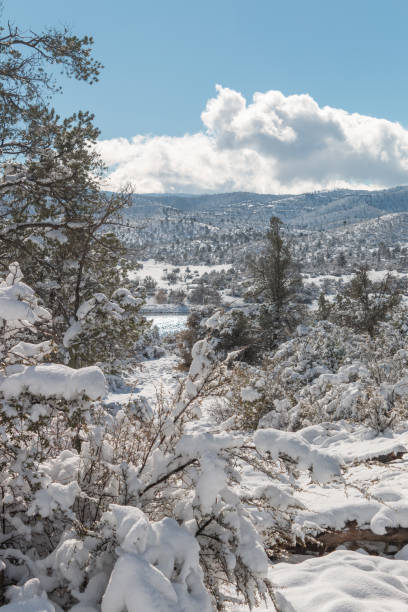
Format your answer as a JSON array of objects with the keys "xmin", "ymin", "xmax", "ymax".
[
  {"xmin": 329, "ymin": 267, "xmax": 400, "ymax": 337},
  {"xmin": 0, "ymin": 12, "xmax": 136, "ymax": 356},
  {"xmin": 62, "ymin": 287, "xmax": 149, "ymax": 369}
]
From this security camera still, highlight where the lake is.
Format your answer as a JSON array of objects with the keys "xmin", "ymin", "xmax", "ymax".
[{"xmin": 148, "ymin": 314, "xmax": 188, "ymax": 337}]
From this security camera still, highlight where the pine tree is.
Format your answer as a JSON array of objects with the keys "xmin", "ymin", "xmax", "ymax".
[
  {"xmin": 248, "ymin": 216, "xmax": 304, "ymax": 348},
  {"xmin": 317, "ymin": 292, "xmax": 333, "ymax": 321},
  {"xmin": 331, "ymin": 266, "xmax": 400, "ymax": 337},
  {"xmin": 0, "ymin": 14, "xmax": 142, "ymax": 358}
]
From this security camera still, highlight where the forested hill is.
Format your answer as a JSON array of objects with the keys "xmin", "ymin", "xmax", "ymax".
[{"xmin": 122, "ymin": 185, "xmax": 408, "ymax": 229}]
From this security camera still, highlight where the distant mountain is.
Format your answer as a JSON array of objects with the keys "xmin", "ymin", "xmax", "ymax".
[{"xmin": 123, "ymin": 186, "xmax": 408, "ymax": 229}]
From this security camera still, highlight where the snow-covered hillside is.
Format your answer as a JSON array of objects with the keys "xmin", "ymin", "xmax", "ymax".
[{"xmin": 116, "ymin": 187, "xmax": 408, "ymax": 268}]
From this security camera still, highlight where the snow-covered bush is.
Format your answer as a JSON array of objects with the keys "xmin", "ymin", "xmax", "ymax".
[
  {"xmin": 216, "ymin": 318, "xmax": 408, "ymax": 432},
  {"xmin": 176, "ymin": 305, "xmax": 215, "ymax": 367},
  {"xmin": 0, "ymin": 262, "xmax": 53, "ymax": 367},
  {"xmin": 62, "ymin": 287, "xmax": 149, "ymax": 370},
  {"xmin": 133, "ymin": 323, "xmax": 165, "ymax": 360},
  {"xmin": 213, "ymin": 362, "xmax": 280, "ymax": 430},
  {"xmin": 213, "ymin": 321, "xmax": 357, "ymax": 430},
  {"xmin": 194, "ymin": 308, "xmax": 262, "ymax": 367}
]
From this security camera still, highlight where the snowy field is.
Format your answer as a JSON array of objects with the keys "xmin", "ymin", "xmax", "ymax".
[{"xmin": 129, "ymin": 259, "xmax": 232, "ymax": 289}]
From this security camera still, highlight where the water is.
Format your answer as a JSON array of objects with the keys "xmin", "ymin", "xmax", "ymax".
[{"xmin": 148, "ymin": 314, "xmax": 188, "ymax": 337}]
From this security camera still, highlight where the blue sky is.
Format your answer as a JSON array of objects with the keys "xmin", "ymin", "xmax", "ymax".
[
  {"xmin": 6, "ymin": 0, "xmax": 408, "ymax": 193},
  {"xmin": 7, "ymin": 0, "xmax": 408, "ymax": 138}
]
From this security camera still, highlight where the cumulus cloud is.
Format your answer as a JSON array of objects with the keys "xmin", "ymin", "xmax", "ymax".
[{"xmin": 97, "ymin": 85, "xmax": 408, "ymax": 194}]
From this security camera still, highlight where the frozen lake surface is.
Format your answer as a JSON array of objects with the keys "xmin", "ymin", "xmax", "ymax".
[{"xmin": 148, "ymin": 314, "xmax": 188, "ymax": 336}]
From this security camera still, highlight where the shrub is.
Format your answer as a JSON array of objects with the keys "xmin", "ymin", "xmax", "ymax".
[{"xmin": 62, "ymin": 287, "xmax": 150, "ymax": 370}]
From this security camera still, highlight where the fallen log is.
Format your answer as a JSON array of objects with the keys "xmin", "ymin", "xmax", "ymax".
[
  {"xmin": 366, "ymin": 450, "xmax": 405, "ymax": 464},
  {"xmin": 292, "ymin": 521, "xmax": 408, "ymax": 555}
]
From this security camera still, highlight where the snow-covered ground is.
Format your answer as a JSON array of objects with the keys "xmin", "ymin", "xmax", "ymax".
[
  {"xmin": 106, "ymin": 355, "xmax": 181, "ymax": 410},
  {"xmin": 271, "ymin": 550, "xmax": 408, "ymax": 611},
  {"xmin": 130, "ymin": 259, "xmax": 231, "ymax": 289},
  {"xmin": 304, "ymin": 269, "xmax": 408, "ymax": 287},
  {"xmin": 230, "ymin": 550, "xmax": 408, "ymax": 611}
]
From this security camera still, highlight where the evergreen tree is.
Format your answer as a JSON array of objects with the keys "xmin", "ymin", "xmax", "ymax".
[
  {"xmin": 248, "ymin": 216, "xmax": 304, "ymax": 348},
  {"xmin": 330, "ymin": 266, "xmax": 400, "ymax": 337},
  {"xmin": 317, "ymin": 291, "xmax": 333, "ymax": 321},
  {"xmin": 0, "ymin": 14, "xmax": 144, "ymax": 359}
]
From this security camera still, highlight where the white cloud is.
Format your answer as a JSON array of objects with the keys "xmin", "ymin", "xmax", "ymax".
[{"xmin": 97, "ymin": 85, "xmax": 408, "ymax": 194}]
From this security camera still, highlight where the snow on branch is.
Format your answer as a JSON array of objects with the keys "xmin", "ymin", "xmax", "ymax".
[{"xmin": 254, "ymin": 428, "xmax": 342, "ymax": 483}]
